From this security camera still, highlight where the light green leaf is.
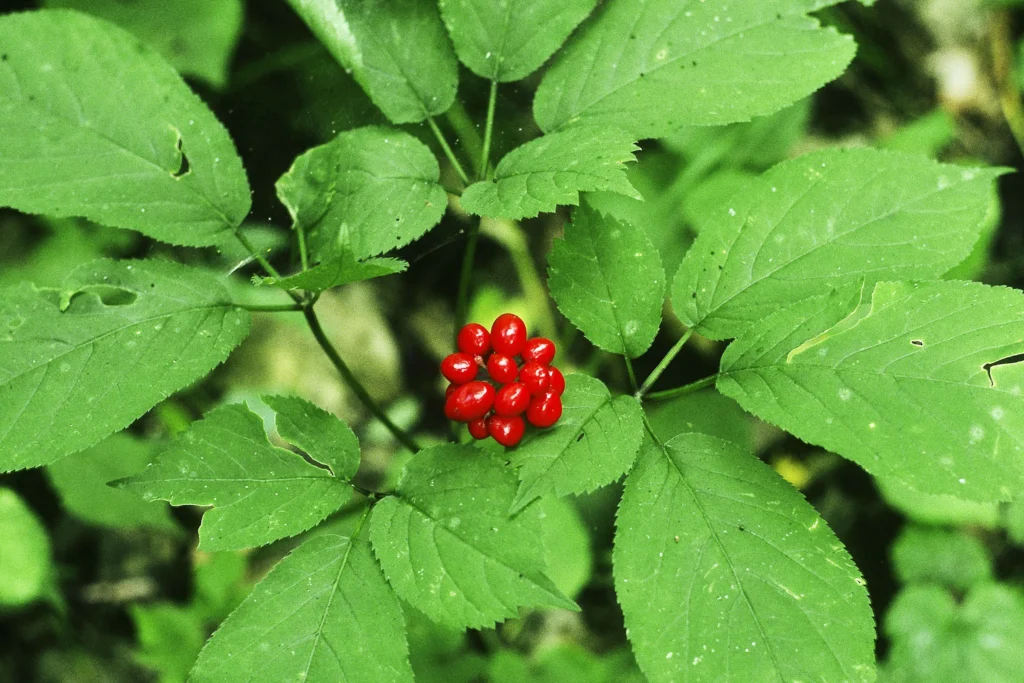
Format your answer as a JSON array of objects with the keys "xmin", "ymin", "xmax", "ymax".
[
  {"xmin": 548, "ymin": 204, "xmax": 665, "ymax": 358},
  {"xmin": 262, "ymin": 394, "xmax": 360, "ymax": 480},
  {"xmin": 645, "ymin": 389, "xmax": 753, "ymax": 451},
  {"xmin": 0, "ymin": 259, "xmax": 250, "ymax": 472},
  {"xmin": 0, "ymin": 10, "xmax": 250, "ymax": 246},
  {"xmin": 538, "ymin": 497, "xmax": 592, "ymax": 599},
  {"xmin": 369, "ymin": 444, "xmax": 576, "ymax": 629},
  {"xmin": 672, "ymin": 148, "xmax": 1006, "ymax": 340},
  {"xmin": 254, "ymin": 241, "xmax": 408, "ymax": 292},
  {"xmin": 1008, "ymin": 499, "xmax": 1024, "ymax": 546},
  {"xmin": 191, "ymin": 523, "xmax": 413, "ymax": 683},
  {"xmin": 117, "ymin": 403, "xmax": 352, "ymax": 550},
  {"xmin": 43, "ymin": 0, "xmax": 243, "ymax": 88},
  {"xmin": 615, "ymin": 433, "xmax": 875, "ymax": 683},
  {"xmin": 533, "ymin": 0, "xmax": 857, "ymax": 139},
  {"xmin": 509, "ymin": 374, "xmax": 643, "ymax": 513},
  {"xmin": 285, "ymin": 0, "xmax": 458, "ymax": 124},
  {"xmin": 892, "ymin": 526, "xmax": 992, "ymax": 590},
  {"xmin": 438, "ymin": 0, "xmax": 597, "ymax": 82},
  {"xmin": 885, "ymin": 583, "xmax": 1024, "ymax": 683},
  {"xmin": 459, "ymin": 127, "xmax": 639, "ymax": 220},
  {"xmin": 131, "ymin": 603, "xmax": 207, "ymax": 683},
  {"xmin": 276, "ymin": 126, "xmax": 447, "ymax": 260},
  {"xmin": 0, "ymin": 488, "xmax": 52, "ymax": 607},
  {"xmin": 718, "ymin": 280, "xmax": 1024, "ymax": 500},
  {"xmin": 876, "ymin": 477, "xmax": 1000, "ymax": 529},
  {"xmin": 47, "ymin": 433, "xmax": 177, "ymax": 532}
]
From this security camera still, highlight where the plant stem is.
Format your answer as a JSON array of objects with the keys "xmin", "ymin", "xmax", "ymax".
[
  {"xmin": 239, "ymin": 302, "xmax": 304, "ymax": 313},
  {"xmin": 638, "ymin": 328, "xmax": 693, "ymax": 396},
  {"xmin": 445, "ymin": 101, "xmax": 484, "ymax": 177},
  {"xmin": 644, "ymin": 374, "xmax": 718, "ymax": 402},
  {"xmin": 991, "ymin": 9, "xmax": 1024, "ymax": 155},
  {"xmin": 302, "ymin": 305, "xmax": 421, "ymax": 453},
  {"xmin": 235, "ymin": 230, "xmax": 282, "ymax": 280},
  {"xmin": 427, "ymin": 117, "xmax": 470, "ymax": 185},
  {"xmin": 454, "ymin": 221, "xmax": 482, "ymax": 337},
  {"xmin": 641, "ymin": 411, "xmax": 666, "ymax": 448},
  {"xmin": 624, "ymin": 355, "xmax": 639, "ymax": 393},
  {"xmin": 294, "ymin": 221, "xmax": 310, "ymax": 272},
  {"xmin": 479, "ymin": 80, "xmax": 498, "ymax": 180}
]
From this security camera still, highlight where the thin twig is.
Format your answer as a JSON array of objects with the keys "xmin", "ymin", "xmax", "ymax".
[
  {"xmin": 638, "ymin": 328, "xmax": 694, "ymax": 397},
  {"xmin": 454, "ymin": 221, "xmax": 481, "ymax": 337},
  {"xmin": 644, "ymin": 374, "xmax": 718, "ymax": 403},
  {"xmin": 427, "ymin": 117, "xmax": 471, "ymax": 185},
  {"xmin": 479, "ymin": 80, "xmax": 498, "ymax": 180}
]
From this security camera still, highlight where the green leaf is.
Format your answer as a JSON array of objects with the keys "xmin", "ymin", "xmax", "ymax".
[
  {"xmin": 369, "ymin": 444, "xmax": 576, "ymax": 629},
  {"xmin": 459, "ymin": 127, "xmax": 639, "ymax": 220},
  {"xmin": 509, "ymin": 374, "xmax": 644, "ymax": 513},
  {"xmin": 131, "ymin": 603, "xmax": 207, "ymax": 683},
  {"xmin": 538, "ymin": 497, "xmax": 592, "ymax": 599},
  {"xmin": 892, "ymin": 526, "xmax": 992, "ymax": 590},
  {"xmin": 533, "ymin": 0, "xmax": 857, "ymax": 139},
  {"xmin": 615, "ymin": 433, "xmax": 875, "ymax": 683},
  {"xmin": 438, "ymin": 0, "xmax": 597, "ymax": 82},
  {"xmin": 285, "ymin": 0, "xmax": 458, "ymax": 124},
  {"xmin": 191, "ymin": 523, "xmax": 413, "ymax": 683},
  {"xmin": 548, "ymin": 204, "xmax": 665, "ymax": 358},
  {"xmin": 0, "ymin": 488, "xmax": 52, "ymax": 607},
  {"xmin": 117, "ymin": 402, "xmax": 352, "ymax": 550},
  {"xmin": 645, "ymin": 389, "xmax": 753, "ymax": 451},
  {"xmin": 718, "ymin": 280, "xmax": 1024, "ymax": 500},
  {"xmin": 0, "ymin": 10, "xmax": 251, "ymax": 246},
  {"xmin": 0, "ymin": 259, "xmax": 250, "ymax": 472},
  {"xmin": 47, "ymin": 433, "xmax": 178, "ymax": 532},
  {"xmin": 672, "ymin": 148, "xmax": 1006, "ymax": 340},
  {"xmin": 276, "ymin": 126, "xmax": 447, "ymax": 260},
  {"xmin": 876, "ymin": 477, "xmax": 1000, "ymax": 528},
  {"xmin": 885, "ymin": 583, "xmax": 1024, "ymax": 683},
  {"xmin": 254, "ymin": 241, "xmax": 408, "ymax": 292},
  {"xmin": 43, "ymin": 0, "xmax": 244, "ymax": 88},
  {"xmin": 261, "ymin": 394, "xmax": 361, "ymax": 480}
]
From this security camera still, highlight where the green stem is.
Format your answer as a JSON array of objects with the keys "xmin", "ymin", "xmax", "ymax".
[
  {"xmin": 644, "ymin": 374, "xmax": 718, "ymax": 403},
  {"xmin": 638, "ymin": 328, "xmax": 693, "ymax": 396},
  {"xmin": 624, "ymin": 355, "xmax": 639, "ymax": 393},
  {"xmin": 427, "ymin": 117, "xmax": 471, "ymax": 185},
  {"xmin": 641, "ymin": 411, "xmax": 666, "ymax": 448},
  {"xmin": 303, "ymin": 305, "xmax": 421, "ymax": 453},
  {"xmin": 235, "ymin": 230, "xmax": 282, "ymax": 280},
  {"xmin": 239, "ymin": 303, "xmax": 304, "ymax": 313},
  {"xmin": 445, "ymin": 101, "xmax": 484, "ymax": 176},
  {"xmin": 479, "ymin": 80, "xmax": 498, "ymax": 181},
  {"xmin": 454, "ymin": 221, "xmax": 482, "ymax": 337},
  {"xmin": 991, "ymin": 10, "xmax": 1024, "ymax": 155},
  {"xmin": 294, "ymin": 222, "xmax": 310, "ymax": 273}
]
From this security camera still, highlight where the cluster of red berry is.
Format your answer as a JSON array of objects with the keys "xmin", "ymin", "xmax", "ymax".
[{"xmin": 442, "ymin": 313, "xmax": 564, "ymax": 447}]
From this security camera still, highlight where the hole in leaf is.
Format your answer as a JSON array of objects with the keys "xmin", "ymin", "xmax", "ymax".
[
  {"xmin": 172, "ymin": 135, "xmax": 191, "ymax": 179},
  {"xmin": 910, "ymin": 339, "xmax": 924, "ymax": 347},
  {"xmin": 982, "ymin": 353, "xmax": 1024, "ymax": 387},
  {"xmin": 59, "ymin": 285, "xmax": 138, "ymax": 312}
]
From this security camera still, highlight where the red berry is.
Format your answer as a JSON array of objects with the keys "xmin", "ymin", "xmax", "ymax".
[
  {"xmin": 547, "ymin": 366, "xmax": 565, "ymax": 396},
  {"xmin": 487, "ymin": 414, "xmax": 525, "ymax": 447},
  {"xmin": 526, "ymin": 391, "xmax": 562, "ymax": 428},
  {"xmin": 494, "ymin": 383, "xmax": 531, "ymax": 416},
  {"xmin": 522, "ymin": 337, "xmax": 555, "ymax": 365},
  {"xmin": 444, "ymin": 381, "xmax": 495, "ymax": 422},
  {"xmin": 441, "ymin": 352, "xmax": 477, "ymax": 384},
  {"xmin": 519, "ymin": 361, "xmax": 550, "ymax": 395},
  {"xmin": 445, "ymin": 383, "xmax": 457, "ymax": 399},
  {"xmin": 468, "ymin": 418, "xmax": 489, "ymax": 440},
  {"xmin": 491, "ymin": 313, "xmax": 527, "ymax": 357},
  {"xmin": 457, "ymin": 323, "xmax": 490, "ymax": 356},
  {"xmin": 486, "ymin": 353, "xmax": 519, "ymax": 384}
]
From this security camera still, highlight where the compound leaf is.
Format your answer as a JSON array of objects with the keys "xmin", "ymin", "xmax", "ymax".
[
  {"xmin": 615, "ymin": 433, "xmax": 875, "ymax": 683},
  {"xmin": 261, "ymin": 395, "xmax": 360, "ymax": 480}
]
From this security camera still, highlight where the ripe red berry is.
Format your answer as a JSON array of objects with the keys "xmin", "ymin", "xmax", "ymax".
[
  {"xmin": 547, "ymin": 366, "xmax": 565, "ymax": 396},
  {"xmin": 444, "ymin": 381, "xmax": 495, "ymax": 422},
  {"xmin": 457, "ymin": 323, "xmax": 490, "ymax": 356},
  {"xmin": 441, "ymin": 352, "xmax": 477, "ymax": 384},
  {"xmin": 519, "ymin": 361, "xmax": 550, "ymax": 395},
  {"xmin": 445, "ymin": 383, "xmax": 457, "ymax": 399},
  {"xmin": 468, "ymin": 418, "xmax": 489, "ymax": 440},
  {"xmin": 526, "ymin": 391, "xmax": 562, "ymax": 428},
  {"xmin": 522, "ymin": 337, "xmax": 555, "ymax": 365},
  {"xmin": 487, "ymin": 414, "xmax": 525, "ymax": 447},
  {"xmin": 494, "ymin": 383, "xmax": 531, "ymax": 416},
  {"xmin": 486, "ymin": 353, "xmax": 518, "ymax": 384},
  {"xmin": 491, "ymin": 313, "xmax": 527, "ymax": 357}
]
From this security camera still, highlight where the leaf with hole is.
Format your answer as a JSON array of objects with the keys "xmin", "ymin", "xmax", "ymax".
[{"xmin": 253, "ymin": 238, "xmax": 408, "ymax": 293}]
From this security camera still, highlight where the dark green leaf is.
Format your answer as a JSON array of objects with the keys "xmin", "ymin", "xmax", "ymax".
[
  {"xmin": 254, "ymin": 240, "xmax": 408, "ymax": 292},
  {"xmin": 262, "ymin": 394, "xmax": 360, "ymax": 480}
]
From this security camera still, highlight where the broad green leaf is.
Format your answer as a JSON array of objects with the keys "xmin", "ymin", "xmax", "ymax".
[
  {"xmin": 285, "ymin": 0, "xmax": 458, "ymax": 124},
  {"xmin": 254, "ymin": 241, "xmax": 407, "ymax": 292},
  {"xmin": 509, "ymin": 374, "xmax": 643, "ymax": 512},
  {"xmin": 876, "ymin": 477, "xmax": 1000, "ymax": 528},
  {"xmin": 276, "ymin": 126, "xmax": 447, "ymax": 260},
  {"xmin": 43, "ymin": 0, "xmax": 243, "ymax": 88},
  {"xmin": 548, "ymin": 205, "xmax": 664, "ymax": 357},
  {"xmin": 672, "ymin": 148, "xmax": 1006, "ymax": 340},
  {"xmin": 191, "ymin": 552, "xmax": 248, "ymax": 623},
  {"xmin": 0, "ymin": 488, "xmax": 52, "ymax": 606},
  {"xmin": 0, "ymin": 10, "xmax": 251, "ymax": 246},
  {"xmin": 438, "ymin": 0, "xmax": 597, "ymax": 82},
  {"xmin": 892, "ymin": 526, "xmax": 992, "ymax": 590},
  {"xmin": 490, "ymin": 645, "xmax": 645, "ymax": 683},
  {"xmin": 533, "ymin": 0, "xmax": 858, "ymax": 139},
  {"xmin": 47, "ymin": 433, "xmax": 177, "ymax": 532},
  {"xmin": 0, "ymin": 259, "xmax": 250, "ymax": 472},
  {"xmin": 885, "ymin": 583, "xmax": 1024, "ymax": 683},
  {"xmin": 117, "ymin": 403, "xmax": 352, "ymax": 550},
  {"xmin": 131, "ymin": 603, "xmax": 207, "ymax": 683},
  {"xmin": 459, "ymin": 127, "xmax": 639, "ymax": 220},
  {"xmin": 406, "ymin": 609, "xmax": 488, "ymax": 683},
  {"xmin": 191, "ymin": 524, "xmax": 413, "ymax": 683},
  {"xmin": 681, "ymin": 169, "xmax": 758, "ymax": 235},
  {"xmin": 262, "ymin": 395, "xmax": 360, "ymax": 480},
  {"xmin": 645, "ymin": 389, "xmax": 753, "ymax": 451},
  {"xmin": 1009, "ymin": 499, "xmax": 1024, "ymax": 546},
  {"xmin": 718, "ymin": 280, "xmax": 1024, "ymax": 500},
  {"xmin": 879, "ymin": 110, "xmax": 957, "ymax": 156},
  {"xmin": 369, "ymin": 444, "xmax": 576, "ymax": 629},
  {"xmin": 615, "ymin": 433, "xmax": 875, "ymax": 683},
  {"xmin": 538, "ymin": 497, "xmax": 592, "ymax": 599}
]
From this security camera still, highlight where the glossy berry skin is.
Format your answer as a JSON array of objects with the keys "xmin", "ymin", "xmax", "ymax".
[
  {"xmin": 522, "ymin": 337, "xmax": 556, "ymax": 365},
  {"xmin": 486, "ymin": 353, "xmax": 518, "ymax": 384},
  {"xmin": 491, "ymin": 313, "xmax": 527, "ymax": 356},
  {"xmin": 441, "ymin": 352, "xmax": 477, "ymax": 384},
  {"xmin": 468, "ymin": 418, "xmax": 489, "ymax": 440},
  {"xmin": 487, "ymin": 414, "xmax": 525, "ymax": 447},
  {"xmin": 526, "ymin": 391, "xmax": 562, "ymax": 428},
  {"xmin": 457, "ymin": 323, "xmax": 490, "ymax": 356},
  {"xmin": 445, "ymin": 383, "xmax": 457, "ymax": 399},
  {"xmin": 519, "ymin": 361, "xmax": 550, "ymax": 395},
  {"xmin": 444, "ymin": 381, "xmax": 495, "ymax": 422},
  {"xmin": 547, "ymin": 366, "xmax": 565, "ymax": 396},
  {"xmin": 494, "ymin": 383, "xmax": 531, "ymax": 416}
]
